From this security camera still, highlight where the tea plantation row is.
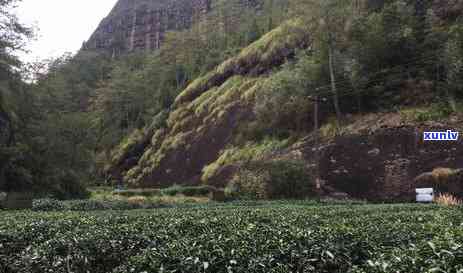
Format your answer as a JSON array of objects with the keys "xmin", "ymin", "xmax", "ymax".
[{"xmin": 1, "ymin": 203, "xmax": 463, "ymax": 273}]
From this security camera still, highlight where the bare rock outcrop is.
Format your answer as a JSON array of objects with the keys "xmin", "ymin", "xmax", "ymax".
[
  {"xmin": 85, "ymin": 0, "xmax": 211, "ymax": 55},
  {"xmin": 313, "ymin": 122, "xmax": 463, "ymax": 201}
]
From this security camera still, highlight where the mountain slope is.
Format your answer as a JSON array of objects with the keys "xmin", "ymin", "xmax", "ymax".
[
  {"xmin": 107, "ymin": 19, "xmax": 310, "ymax": 186},
  {"xmin": 105, "ymin": 0, "xmax": 463, "ymax": 201}
]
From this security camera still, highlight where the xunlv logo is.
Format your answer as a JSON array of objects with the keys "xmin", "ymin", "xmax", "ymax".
[{"xmin": 423, "ymin": 130, "xmax": 459, "ymax": 141}]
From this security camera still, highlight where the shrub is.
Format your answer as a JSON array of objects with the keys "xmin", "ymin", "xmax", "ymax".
[
  {"xmin": 107, "ymin": 200, "xmax": 146, "ymax": 210},
  {"xmin": 435, "ymin": 193, "xmax": 462, "ymax": 206},
  {"xmin": 161, "ymin": 185, "xmax": 216, "ymax": 197},
  {"xmin": 113, "ymin": 188, "xmax": 161, "ymax": 197},
  {"xmin": 264, "ymin": 160, "xmax": 314, "ymax": 199},
  {"xmin": 201, "ymin": 139, "xmax": 291, "ymax": 184},
  {"xmin": 229, "ymin": 168, "xmax": 270, "ymax": 199},
  {"xmin": 65, "ymin": 200, "xmax": 111, "ymax": 211},
  {"xmin": 229, "ymin": 160, "xmax": 314, "ymax": 200},
  {"xmin": 399, "ymin": 103, "xmax": 453, "ymax": 122},
  {"xmin": 48, "ymin": 170, "xmax": 90, "ymax": 200},
  {"xmin": 32, "ymin": 198, "xmax": 146, "ymax": 211},
  {"xmin": 160, "ymin": 185, "xmax": 185, "ymax": 196},
  {"xmin": 431, "ymin": 167, "xmax": 457, "ymax": 184},
  {"xmin": 127, "ymin": 196, "xmax": 148, "ymax": 206},
  {"xmin": 32, "ymin": 198, "xmax": 67, "ymax": 211},
  {"xmin": 179, "ymin": 186, "xmax": 216, "ymax": 196},
  {"xmin": 319, "ymin": 117, "xmax": 343, "ymax": 139},
  {"xmin": 254, "ymin": 73, "xmax": 304, "ymax": 136}
]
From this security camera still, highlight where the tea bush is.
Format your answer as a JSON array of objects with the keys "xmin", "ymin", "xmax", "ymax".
[
  {"xmin": 2, "ymin": 203, "xmax": 463, "ymax": 273},
  {"xmin": 31, "ymin": 198, "xmax": 67, "ymax": 211},
  {"xmin": 31, "ymin": 198, "xmax": 158, "ymax": 211}
]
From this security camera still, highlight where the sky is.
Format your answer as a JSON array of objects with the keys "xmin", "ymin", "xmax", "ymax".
[{"xmin": 14, "ymin": 0, "xmax": 118, "ymax": 64}]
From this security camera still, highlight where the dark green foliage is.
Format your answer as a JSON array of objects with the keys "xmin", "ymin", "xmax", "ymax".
[
  {"xmin": 1, "ymin": 203, "xmax": 463, "ymax": 272},
  {"xmin": 31, "ymin": 198, "xmax": 156, "ymax": 211},
  {"xmin": 1, "ymin": 52, "xmax": 104, "ymax": 197},
  {"xmin": 31, "ymin": 199, "xmax": 67, "ymax": 211},
  {"xmin": 263, "ymin": 160, "xmax": 313, "ymax": 199},
  {"xmin": 161, "ymin": 185, "xmax": 217, "ymax": 196},
  {"xmin": 47, "ymin": 170, "xmax": 90, "ymax": 200},
  {"xmin": 0, "ymin": 192, "xmax": 33, "ymax": 210},
  {"xmin": 113, "ymin": 188, "xmax": 161, "ymax": 197},
  {"xmin": 111, "ymin": 185, "xmax": 217, "ymax": 199},
  {"xmin": 401, "ymin": 102, "xmax": 455, "ymax": 122},
  {"xmin": 230, "ymin": 160, "xmax": 313, "ymax": 200}
]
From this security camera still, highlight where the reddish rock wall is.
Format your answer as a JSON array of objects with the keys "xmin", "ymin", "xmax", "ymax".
[
  {"xmin": 317, "ymin": 125, "xmax": 463, "ymax": 201},
  {"xmin": 85, "ymin": 0, "xmax": 211, "ymax": 54}
]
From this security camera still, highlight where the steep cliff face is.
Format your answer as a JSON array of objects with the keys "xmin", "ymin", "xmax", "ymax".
[
  {"xmin": 85, "ymin": 0, "xmax": 211, "ymax": 54},
  {"xmin": 106, "ymin": 19, "xmax": 311, "ymax": 187}
]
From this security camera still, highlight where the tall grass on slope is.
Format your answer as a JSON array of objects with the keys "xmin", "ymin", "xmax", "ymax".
[{"xmin": 174, "ymin": 19, "xmax": 310, "ymax": 107}]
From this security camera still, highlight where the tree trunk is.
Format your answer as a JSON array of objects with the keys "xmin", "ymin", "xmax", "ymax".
[
  {"xmin": 0, "ymin": 167, "xmax": 5, "ymax": 191},
  {"xmin": 0, "ymin": 109, "xmax": 13, "ymax": 191},
  {"xmin": 445, "ymin": 88, "xmax": 457, "ymax": 112},
  {"xmin": 313, "ymin": 94, "xmax": 321, "ymax": 192},
  {"xmin": 328, "ymin": 40, "xmax": 342, "ymax": 122},
  {"xmin": 356, "ymin": 90, "xmax": 362, "ymax": 113}
]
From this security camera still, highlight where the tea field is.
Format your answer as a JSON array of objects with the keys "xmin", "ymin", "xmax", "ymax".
[{"xmin": 1, "ymin": 202, "xmax": 463, "ymax": 273}]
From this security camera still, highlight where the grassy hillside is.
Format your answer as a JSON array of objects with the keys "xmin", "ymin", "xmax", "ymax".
[{"xmin": 108, "ymin": 19, "xmax": 312, "ymax": 187}]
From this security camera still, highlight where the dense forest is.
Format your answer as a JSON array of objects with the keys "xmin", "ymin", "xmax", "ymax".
[{"xmin": 1, "ymin": 0, "xmax": 462, "ymax": 200}]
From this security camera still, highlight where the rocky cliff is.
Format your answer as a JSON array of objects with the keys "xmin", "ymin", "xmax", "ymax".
[
  {"xmin": 85, "ymin": 0, "xmax": 211, "ymax": 54},
  {"xmin": 106, "ymin": 19, "xmax": 311, "ymax": 186},
  {"xmin": 200, "ymin": 112, "xmax": 463, "ymax": 202},
  {"xmin": 303, "ymin": 114, "xmax": 463, "ymax": 201},
  {"xmin": 104, "ymin": 1, "xmax": 463, "ymax": 201}
]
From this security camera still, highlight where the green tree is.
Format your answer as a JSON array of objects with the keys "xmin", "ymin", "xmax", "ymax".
[
  {"xmin": 443, "ymin": 23, "xmax": 463, "ymax": 111},
  {"xmin": 0, "ymin": 0, "xmax": 32, "ymax": 190}
]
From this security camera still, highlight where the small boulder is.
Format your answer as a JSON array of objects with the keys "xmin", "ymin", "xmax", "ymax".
[{"xmin": 368, "ymin": 148, "xmax": 380, "ymax": 156}]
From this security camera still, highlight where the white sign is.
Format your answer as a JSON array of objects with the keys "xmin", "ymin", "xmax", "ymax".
[{"xmin": 416, "ymin": 188, "xmax": 434, "ymax": 203}]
